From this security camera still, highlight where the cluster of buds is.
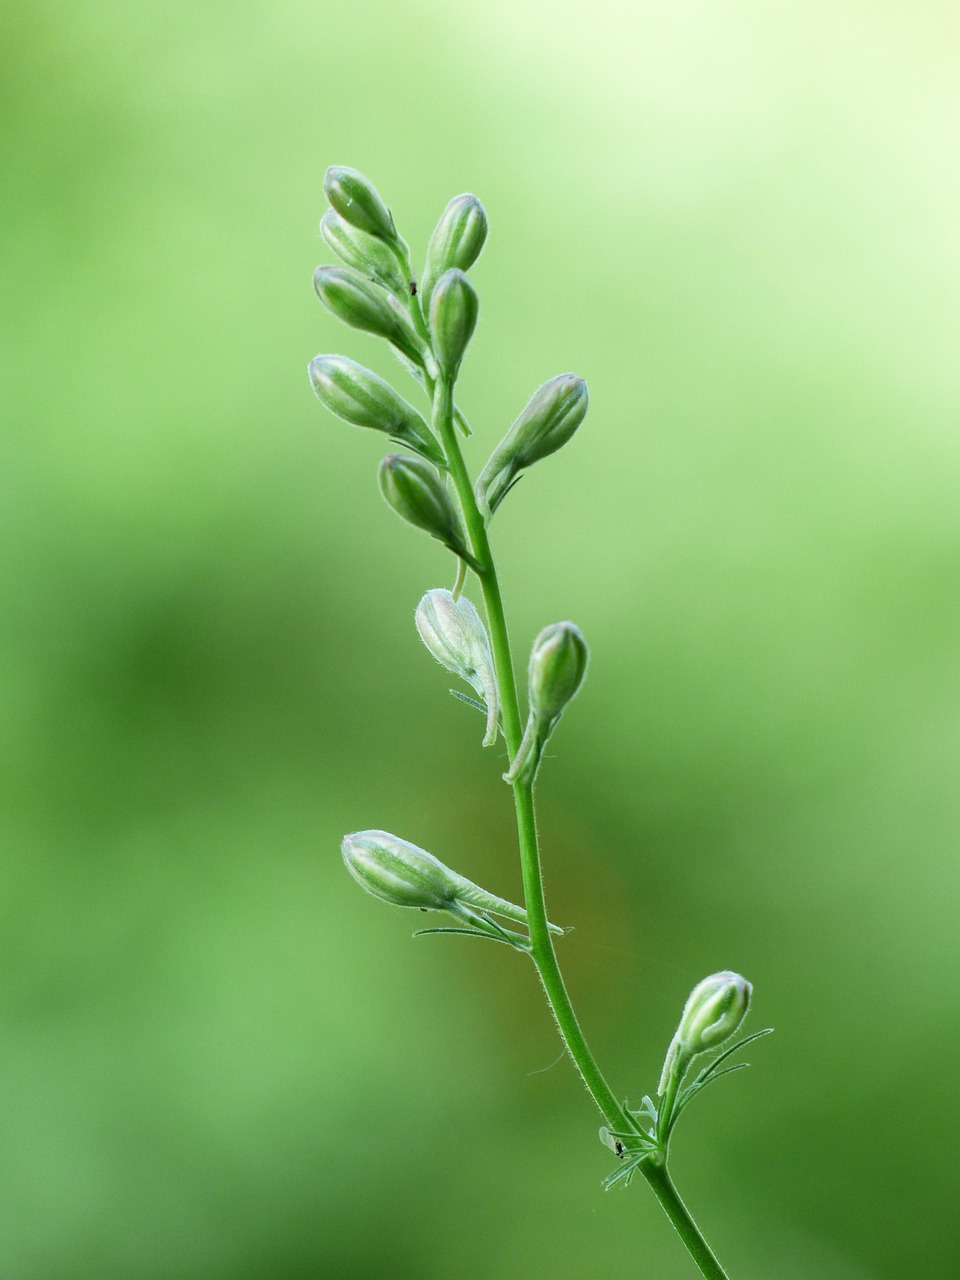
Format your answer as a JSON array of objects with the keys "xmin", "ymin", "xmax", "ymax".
[
  {"xmin": 315, "ymin": 170, "xmax": 766, "ymax": 1223},
  {"xmin": 309, "ymin": 167, "xmax": 496, "ymax": 570},
  {"xmin": 310, "ymin": 166, "xmax": 592, "ymax": 574}
]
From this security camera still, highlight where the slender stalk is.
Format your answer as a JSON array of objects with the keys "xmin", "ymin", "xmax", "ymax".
[
  {"xmin": 642, "ymin": 1164, "xmax": 730, "ymax": 1280},
  {"xmin": 431, "ymin": 373, "xmax": 731, "ymax": 1279}
]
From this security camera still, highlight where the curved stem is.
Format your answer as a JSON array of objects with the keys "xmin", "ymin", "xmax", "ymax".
[
  {"xmin": 430, "ymin": 374, "xmax": 731, "ymax": 1279},
  {"xmin": 432, "ymin": 378, "xmax": 625, "ymax": 1127}
]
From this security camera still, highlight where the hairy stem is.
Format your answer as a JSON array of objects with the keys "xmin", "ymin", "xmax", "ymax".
[
  {"xmin": 642, "ymin": 1164, "xmax": 731, "ymax": 1280},
  {"xmin": 431, "ymin": 373, "xmax": 729, "ymax": 1280}
]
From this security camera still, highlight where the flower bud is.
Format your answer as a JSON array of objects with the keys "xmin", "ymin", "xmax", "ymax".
[
  {"xmin": 416, "ymin": 589, "xmax": 500, "ymax": 745},
  {"xmin": 308, "ymin": 355, "xmax": 444, "ymax": 467},
  {"xmin": 314, "ymin": 266, "xmax": 424, "ymax": 366},
  {"xmin": 477, "ymin": 374, "xmax": 589, "ymax": 514},
  {"xmin": 342, "ymin": 828, "xmax": 565, "ymax": 937},
  {"xmin": 528, "ymin": 621, "xmax": 589, "ymax": 730},
  {"xmin": 658, "ymin": 971, "xmax": 752, "ymax": 1095},
  {"xmin": 420, "ymin": 194, "xmax": 488, "ymax": 310},
  {"xmin": 320, "ymin": 210, "xmax": 408, "ymax": 294},
  {"xmin": 342, "ymin": 830, "xmax": 460, "ymax": 910},
  {"xmin": 429, "ymin": 269, "xmax": 478, "ymax": 379},
  {"xmin": 675, "ymin": 971, "xmax": 752, "ymax": 1056},
  {"xmin": 378, "ymin": 454, "xmax": 472, "ymax": 564},
  {"xmin": 324, "ymin": 165, "xmax": 398, "ymax": 244}
]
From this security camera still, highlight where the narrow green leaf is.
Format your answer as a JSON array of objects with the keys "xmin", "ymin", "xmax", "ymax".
[
  {"xmin": 449, "ymin": 688, "xmax": 488, "ymax": 715},
  {"xmin": 413, "ymin": 926, "xmax": 521, "ymax": 949},
  {"xmin": 693, "ymin": 1027, "xmax": 774, "ymax": 1089},
  {"xmin": 675, "ymin": 1063, "xmax": 750, "ymax": 1120}
]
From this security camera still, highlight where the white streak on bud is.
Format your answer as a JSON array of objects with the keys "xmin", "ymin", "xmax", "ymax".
[
  {"xmin": 658, "ymin": 971, "xmax": 752, "ymax": 1094},
  {"xmin": 342, "ymin": 830, "xmax": 460, "ymax": 910},
  {"xmin": 416, "ymin": 589, "xmax": 500, "ymax": 746}
]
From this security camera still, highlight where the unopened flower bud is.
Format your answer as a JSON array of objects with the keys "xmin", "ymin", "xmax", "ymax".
[
  {"xmin": 528, "ymin": 621, "xmax": 589, "ymax": 730},
  {"xmin": 504, "ymin": 621, "xmax": 589, "ymax": 785},
  {"xmin": 477, "ymin": 374, "xmax": 589, "ymax": 514},
  {"xmin": 676, "ymin": 971, "xmax": 752, "ymax": 1055},
  {"xmin": 320, "ymin": 210, "xmax": 408, "ymax": 294},
  {"xmin": 658, "ymin": 971, "xmax": 752, "ymax": 1094},
  {"xmin": 308, "ymin": 355, "xmax": 444, "ymax": 466},
  {"xmin": 416, "ymin": 589, "xmax": 500, "ymax": 745},
  {"xmin": 378, "ymin": 454, "xmax": 473, "ymax": 564},
  {"xmin": 314, "ymin": 266, "xmax": 424, "ymax": 366},
  {"xmin": 324, "ymin": 165, "xmax": 399, "ymax": 244},
  {"xmin": 420, "ymin": 194, "xmax": 488, "ymax": 310},
  {"xmin": 430, "ymin": 269, "xmax": 478, "ymax": 379},
  {"xmin": 342, "ymin": 828, "xmax": 564, "ymax": 935},
  {"xmin": 342, "ymin": 830, "xmax": 460, "ymax": 910}
]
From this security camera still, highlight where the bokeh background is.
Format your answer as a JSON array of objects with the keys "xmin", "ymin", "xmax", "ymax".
[{"xmin": 3, "ymin": 1, "xmax": 959, "ymax": 1276}]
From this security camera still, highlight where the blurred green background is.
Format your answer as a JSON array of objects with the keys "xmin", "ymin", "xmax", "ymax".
[{"xmin": 2, "ymin": 1, "xmax": 958, "ymax": 1276}]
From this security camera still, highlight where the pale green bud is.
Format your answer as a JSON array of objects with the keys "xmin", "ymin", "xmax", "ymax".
[
  {"xmin": 477, "ymin": 374, "xmax": 589, "ymax": 514},
  {"xmin": 308, "ymin": 355, "xmax": 444, "ymax": 467},
  {"xmin": 420, "ymin": 194, "xmax": 488, "ymax": 311},
  {"xmin": 658, "ymin": 971, "xmax": 752, "ymax": 1094},
  {"xmin": 676, "ymin": 971, "xmax": 752, "ymax": 1055},
  {"xmin": 378, "ymin": 455, "xmax": 473, "ymax": 565},
  {"xmin": 429, "ymin": 269, "xmax": 478, "ymax": 379},
  {"xmin": 324, "ymin": 165, "xmax": 398, "ymax": 244},
  {"xmin": 342, "ymin": 828, "xmax": 564, "ymax": 935},
  {"xmin": 342, "ymin": 830, "xmax": 460, "ymax": 910},
  {"xmin": 320, "ymin": 210, "xmax": 408, "ymax": 295},
  {"xmin": 314, "ymin": 266, "xmax": 424, "ymax": 366},
  {"xmin": 528, "ymin": 621, "xmax": 589, "ymax": 729},
  {"xmin": 416, "ymin": 589, "xmax": 500, "ymax": 746},
  {"xmin": 504, "ymin": 621, "xmax": 589, "ymax": 785}
]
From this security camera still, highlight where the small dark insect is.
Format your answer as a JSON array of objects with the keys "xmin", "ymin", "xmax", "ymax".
[
  {"xmin": 409, "ymin": 281, "xmax": 417, "ymax": 296},
  {"xmin": 614, "ymin": 1140, "xmax": 624, "ymax": 1158}
]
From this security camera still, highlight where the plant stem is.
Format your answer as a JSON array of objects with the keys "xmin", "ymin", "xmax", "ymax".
[
  {"xmin": 431, "ymin": 374, "xmax": 730, "ymax": 1280},
  {"xmin": 641, "ymin": 1164, "xmax": 730, "ymax": 1280}
]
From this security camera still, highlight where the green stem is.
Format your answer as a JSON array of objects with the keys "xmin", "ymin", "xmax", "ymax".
[
  {"xmin": 431, "ymin": 373, "xmax": 730, "ymax": 1280},
  {"xmin": 432, "ymin": 377, "xmax": 626, "ymax": 1126},
  {"xmin": 641, "ymin": 1163, "xmax": 730, "ymax": 1280}
]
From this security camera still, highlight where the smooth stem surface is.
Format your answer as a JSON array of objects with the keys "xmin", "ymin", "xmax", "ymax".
[{"xmin": 431, "ymin": 374, "xmax": 729, "ymax": 1280}]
